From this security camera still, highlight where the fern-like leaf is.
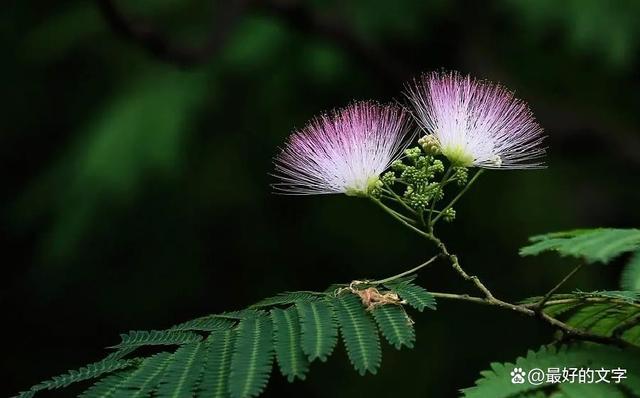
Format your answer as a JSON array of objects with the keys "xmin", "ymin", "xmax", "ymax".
[
  {"xmin": 170, "ymin": 315, "xmax": 235, "ymax": 332},
  {"xmin": 121, "ymin": 352, "xmax": 174, "ymax": 397},
  {"xmin": 79, "ymin": 353, "xmax": 173, "ymax": 397},
  {"xmin": 334, "ymin": 294, "xmax": 382, "ymax": 376},
  {"xmin": 271, "ymin": 307, "xmax": 309, "ymax": 382},
  {"xmin": 519, "ymin": 228, "xmax": 640, "ymax": 264},
  {"xmin": 251, "ymin": 292, "xmax": 324, "ymax": 308},
  {"xmin": 29, "ymin": 358, "xmax": 138, "ymax": 392},
  {"xmin": 111, "ymin": 330, "xmax": 202, "ymax": 349},
  {"xmin": 78, "ymin": 369, "xmax": 136, "ymax": 397},
  {"xmin": 155, "ymin": 342, "xmax": 206, "ymax": 398},
  {"xmin": 215, "ymin": 309, "xmax": 266, "ymax": 320},
  {"xmin": 296, "ymin": 300, "xmax": 338, "ymax": 362},
  {"xmin": 372, "ymin": 304, "xmax": 415, "ymax": 349},
  {"xmin": 385, "ymin": 281, "xmax": 436, "ymax": 311},
  {"xmin": 621, "ymin": 248, "xmax": 640, "ymax": 291},
  {"xmin": 198, "ymin": 330, "xmax": 235, "ymax": 398},
  {"xmin": 462, "ymin": 344, "xmax": 640, "ymax": 398},
  {"xmin": 532, "ymin": 293, "xmax": 640, "ymax": 347},
  {"xmin": 228, "ymin": 314, "xmax": 274, "ymax": 398}
]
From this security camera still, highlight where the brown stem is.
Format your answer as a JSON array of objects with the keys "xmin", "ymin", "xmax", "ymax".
[
  {"xmin": 536, "ymin": 262, "xmax": 585, "ymax": 309},
  {"xmin": 429, "ymin": 291, "xmax": 634, "ymax": 349}
]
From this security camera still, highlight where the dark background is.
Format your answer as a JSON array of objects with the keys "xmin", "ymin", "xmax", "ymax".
[{"xmin": 3, "ymin": 1, "xmax": 640, "ymax": 396}]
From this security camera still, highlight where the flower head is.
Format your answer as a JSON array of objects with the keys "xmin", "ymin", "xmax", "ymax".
[
  {"xmin": 273, "ymin": 101, "xmax": 413, "ymax": 195},
  {"xmin": 406, "ymin": 71, "xmax": 546, "ymax": 169}
]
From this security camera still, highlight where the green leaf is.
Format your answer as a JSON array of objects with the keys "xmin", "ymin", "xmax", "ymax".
[
  {"xmin": 30, "ymin": 358, "xmax": 138, "ymax": 392},
  {"xmin": 214, "ymin": 309, "xmax": 266, "ymax": 320},
  {"xmin": 333, "ymin": 294, "xmax": 382, "ymax": 376},
  {"xmin": 462, "ymin": 344, "xmax": 640, "ymax": 398},
  {"xmin": 170, "ymin": 316, "xmax": 235, "ymax": 332},
  {"xmin": 296, "ymin": 300, "xmax": 338, "ymax": 362},
  {"xmin": 251, "ymin": 292, "xmax": 323, "ymax": 308},
  {"xmin": 156, "ymin": 342, "xmax": 206, "ymax": 398},
  {"xmin": 120, "ymin": 352, "xmax": 174, "ymax": 397},
  {"xmin": 228, "ymin": 314, "xmax": 274, "ymax": 398},
  {"xmin": 198, "ymin": 330, "xmax": 235, "ymax": 398},
  {"xmin": 78, "ymin": 369, "xmax": 136, "ymax": 397},
  {"xmin": 271, "ymin": 307, "xmax": 310, "ymax": 381},
  {"xmin": 79, "ymin": 353, "xmax": 173, "ymax": 397},
  {"xmin": 559, "ymin": 382, "xmax": 625, "ymax": 398},
  {"xmin": 621, "ymin": 249, "xmax": 640, "ymax": 291},
  {"xmin": 371, "ymin": 305, "xmax": 415, "ymax": 349},
  {"xmin": 385, "ymin": 281, "xmax": 436, "ymax": 311},
  {"xmin": 520, "ymin": 228, "xmax": 640, "ymax": 264},
  {"xmin": 528, "ymin": 292, "xmax": 640, "ymax": 347},
  {"xmin": 111, "ymin": 330, "xmax": 202, "ymax": 349}
]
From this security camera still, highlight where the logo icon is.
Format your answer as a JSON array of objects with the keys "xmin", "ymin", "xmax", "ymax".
[{"xmin": 510, "ymin": 368, "xmax": 526, "ymax": 384}]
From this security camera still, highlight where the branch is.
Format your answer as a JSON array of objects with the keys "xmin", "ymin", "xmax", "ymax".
[
  {"xmin": 372, "ymin": 199, "xmax": 635, "ymax": 350},
  {"xmin": 428, "ymin": 291, "xmax": 634, "ymax": 349},
  {"xmin": 96, "ymin": 0, "xmax": 248, "ymax": 67},
  {"xmin": 369, "ymin": 255, "xmax": 441, "ymax": 285},
  {"xmin": 535, "ymin": 262, "xmax": 585, "ymax": 309}
]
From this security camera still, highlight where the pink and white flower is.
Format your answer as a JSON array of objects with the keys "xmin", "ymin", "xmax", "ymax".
[
  {"xmin": 273, "ymin": 102, "xmax": 413, "ymax": 195},
  {"xmin": 406, "ymin": 72, "xmax": 546, "ymax": 169}
]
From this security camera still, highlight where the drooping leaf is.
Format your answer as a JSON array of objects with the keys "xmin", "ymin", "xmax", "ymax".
[
  {"xmin": 155, "ymin": 342, "xmax": 206, "ymax": 398},
  {"xmin": 228, "ymin": 314, "xmax": 274, "ymax": 398},
  {"xmin": 170, "ymin": 316, "xmax": 235, "ymax": 332},
  {"xmin": 78, "ymin": 369, "xmax": 136, "ymax": 398},
  {"xmin": 29, "ymin": 358, "xmax": 138, "ymax": 393},
  {"xmin": 198, "ymin": 330, "xmax": 235, "ymax": 398},
  {"xmin": 462, "ymin": 344, "xmax": 640, "ymax": 398},
  {"xmin": 214, "ymin": 309, "xmax": 266, "ymax": 320},
  {"xmin": 333, "ymin": 294, "xmax": 382, "ymax": 376},
  {"xmin": 271, "ymin": 307, "xmax": 309, "ymax": 381},
  {"xmin": 251, "ymin": 292, "xmax": 324, "ymax": 309},
  {"xmin": 519, "ymin": 228, "xmax": 640, "ymax": 264},
  {"xmin": 111, "ymin": 330, "xmax": 202, "ymax": 350},
  {"xmin": 371, "ymin": 304, "xmax": 415, "ymax": 349},
  {"xmin": 79, "ymin": 352, "xmax": 173, "ymax": 397},
  {"xmin": 296, "ymin": 300, "xmax": 338, "ymax": 362},
  {"xmin": 526, "ymin": 292, "xmax": 640, "ymax": 347},
  {"xmin": 621, "ymin": 249, "xmax": 640, "ymax": 291},
  {"xmin": 385, "ymin": 281, "xmax": 436, "ymax": 311},
  {"xmin": 119, "ymin": 352, "xmax": 174, "ymax": 397}
]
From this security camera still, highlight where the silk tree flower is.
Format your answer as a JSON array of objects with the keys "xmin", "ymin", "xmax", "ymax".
[
  {"xmin": 273, "ymin": 101, "xmax": 413, "ymax": 196},
  {"xmin": 406, "ymin": 71, "xmax": 546, "ymax": 169}
]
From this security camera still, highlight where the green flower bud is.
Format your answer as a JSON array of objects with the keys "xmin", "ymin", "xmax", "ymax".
[
  {"xmin": 404, "ymin": 146, "xmax": 422, "ymax": 160},
  {"xmin": 442, "ymin": 207, "xmax": 456, "ymax": 222},
  {"xmin": 391, "ymin": 159, "xmax": 406, "ymax": 171},
  {"xmin": 453, "ymin": 166, "xmax": 468, "ymax": 186},
  {"xmin": 368, "ymin": 179, "xmax": 384, "ymax": 198},
  {"xmin": 418, "ymin": 135, "xmax": 441, "ymax": 155},
  {"xmin": 381, "ymin": 171, "xmax": 396, "ymax": 186},
  {"xmin": 429, "ymin": 159, "xmax": 445, "ymax": 174}
]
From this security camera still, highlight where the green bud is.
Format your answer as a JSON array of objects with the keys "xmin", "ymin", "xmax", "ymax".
[
  {"xmin": 426, "ymin": 182, "xmax": 444, "ymax": 201},
  {"xmin": 442, "ymin": 207, "xmax": 456, "ymax": 222},
  {"xmin": 408, "ymin": 193, "xmax": 429, "ymax": 210},
  {"xmin": 418, "ymin": 135, "xmax": 441, "ymax": 155},
  {"xmin": 453, "ymin": 166, "xmax": 468, "ymax": 186},
  {"xmin": 391, "ymin": 159, "xmax": 406, "ymax": 171},
  {"xmin": 404, "ymin": 146, "xmax": 422, "ymax": 160},
  {"xmin": 381, "ymin": 171, "xmax": 396, "ymax": 186},
  {"xmin": 368, "ymin": 179, "xmax": 384, "ymax": 198},
  {"xmin": 401, "ymin": 166, "xmax": 429, "ymax": 185},
  {"xmin": 429, "ymin": 159, "xmax": 445, "ymax": 174}
]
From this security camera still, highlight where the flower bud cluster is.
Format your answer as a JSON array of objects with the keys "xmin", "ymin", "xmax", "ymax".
[{"xmin": 380, "ymin": 144, "xmax": 471, "ymax": 223}]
